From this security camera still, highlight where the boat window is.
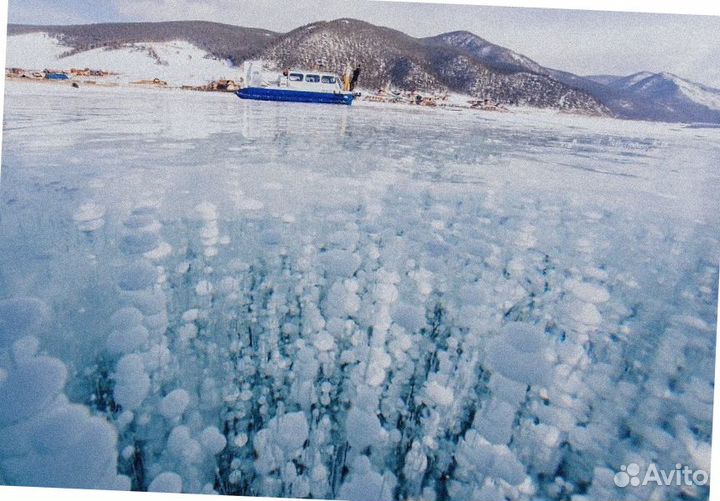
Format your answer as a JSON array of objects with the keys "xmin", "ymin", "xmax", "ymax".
[
  {"xmin": 288, "ymin": 73, "xmax": 304, "ymax": 81},
  {"xmin": 305, "ymin": 74, "xmax": 321, "ymax": 83},
  {"xmin": 321, "ymin": 76, "xmax": 337, "ymax": 84}
]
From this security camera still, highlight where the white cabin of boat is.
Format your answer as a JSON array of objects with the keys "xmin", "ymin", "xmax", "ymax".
[
  {"xmin": 245, "ymin": 66, "xmax": 346, "ymax": 93},
  {"xmin": 276, "ymin": 70, "xmax": 344, "ymax": 93}
]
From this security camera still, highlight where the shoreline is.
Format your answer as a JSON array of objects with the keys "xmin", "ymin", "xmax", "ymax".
[
  {"xmin": 3, "ymin": 75, "xmax": 609, "ymax": 120},
  {"xmin": 7, "ymin": 76, "xmax": 713, "ymax": 131}
]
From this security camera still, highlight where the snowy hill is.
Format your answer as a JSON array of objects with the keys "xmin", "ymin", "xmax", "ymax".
[
  {"xmin": 7, "ymin": 21, "xmax": 278, "ymax": 65},
  {"xmin": 432, "ymin": 31, "xmax": 654, "ymax": 120},
  {"xmin": 425, "ymin": 31, "xmax": 546, "ymax": 75},
  {"xmin": 5, "ymin": 32, "xmax": 244, "ymax": 86},
  {"xmin": 622, "ymin": 72, "xmax": 720, "ymax": 110},
  {"xmin": 587, "ymin": 71, "xmax": 720, "ymax": 122},
  {"xmin": 259, "ymin": 19, "xmax": 607, "ymax": 113},
  {"xmin": 260, "ymin": 19, "xmax": 448, "ymax": 92},
  {"xmin": 604, "ymin": 71, "xmax": 657, "ymax": 90},
  {"xmin": 584, "ymin": 74, "xmax": 621, "ymax": 86},
  {"xmin": 434, "ymin": 31, "xmax": 720, "ymax": 124}
]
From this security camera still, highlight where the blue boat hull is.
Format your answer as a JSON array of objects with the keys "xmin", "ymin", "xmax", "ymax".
[{"xmin": 236, "ymin": 87, "xmax": 354, "ymax": 105}]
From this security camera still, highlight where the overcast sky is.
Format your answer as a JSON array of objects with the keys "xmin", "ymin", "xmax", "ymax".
[{"xmin": 7, "ymin": 0, "xmax": 720, "ymax": 87}]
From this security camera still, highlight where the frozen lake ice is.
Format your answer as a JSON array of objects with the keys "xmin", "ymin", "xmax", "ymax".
[{"xmin": 0, "ymin": 81, "xmax": 719, "ymax": 500}]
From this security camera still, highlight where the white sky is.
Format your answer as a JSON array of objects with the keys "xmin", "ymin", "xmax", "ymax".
[{"xmin": 6, "ymin": 0, "xmax": 720, "ymax": 87}]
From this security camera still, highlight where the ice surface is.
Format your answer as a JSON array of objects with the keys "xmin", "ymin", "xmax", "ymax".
[
  {"xmin": 566, "ymin": 279, "xmax": 610, "ymax": 304},
  {"xmin": 0, "ymin": 83, "xmax": 718, "ymax": 499},
  {"xmin": 0, "ymin": 306, "xmax": 125, "ymax": 491}
]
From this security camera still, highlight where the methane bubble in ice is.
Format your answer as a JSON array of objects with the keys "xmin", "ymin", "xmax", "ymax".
[
  {"xmin": 148, "ymin": 472, "xmax": 183, "ymax": 493},
  {"xmin": 0, "ymin": 297, "xmax": 50, "ymax": 347},
  {"xmin": 118, "ymin": 262, "xmax": 158, "ymax": 291},
  {"xmin": 73, "ymin": 202, "xmax": 106, "ymax": 233},
  {"xmin": 485, "ymin": 322, "xmax": 553, "ymax": 386}
]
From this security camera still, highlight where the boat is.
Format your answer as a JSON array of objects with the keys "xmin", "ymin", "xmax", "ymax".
[{"xmin": 236, "ymin": 70, "xmax": 355, "ymax": 105}]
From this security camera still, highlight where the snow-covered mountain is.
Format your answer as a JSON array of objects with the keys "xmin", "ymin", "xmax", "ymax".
[
  {"xmin": 5, "ymin": 32, "xmax": 244, "ymax": 86},
  {"xmin": 582, "ymin": 74, "xmax": 620, "ymax": 86},
  {"xmin": 618, "ymin": 72, "xmax": 720, "ymax": 109},
  {"xmin": 7, "ymin": 21, "xmax": 278, "ymax": 65},
  {"xmin": 425, "ymin": 31, "xmax": 546, "ymax": 75},
  {"xmin": 602, "ymin": 71, "xmax": 657, "ymax": 90},
  {"xmin": 435, "ymin": 32, "xmax": 720, "ymax": 124},
  {"xmin": 586, "ymin": 71, "xmax": 720, "ymax": 122},
  {"xmin": 256, "ymin": 19, "xmax": 607, "ymax": 113}
]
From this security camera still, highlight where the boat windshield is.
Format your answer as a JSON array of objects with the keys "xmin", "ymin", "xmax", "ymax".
[
  {"xmin": 288, "ymin": 73, "xmax": 303, "ymax": 81},
  {"xmin": 305, "ymin": 74, "xmax": 321, "ymax": 83}
]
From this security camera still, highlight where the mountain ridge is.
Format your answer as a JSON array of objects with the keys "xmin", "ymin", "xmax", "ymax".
[
  {"xmin": 432, "ymin": 32, "xmax": 720, "ymax": 123},
  {"xmin": 257, "ymin": 18, "xmax": 606, "ymax": 113},
  {"xmin": 7, "ymin": 21, "xmax": 279, "ymax": 64}
]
